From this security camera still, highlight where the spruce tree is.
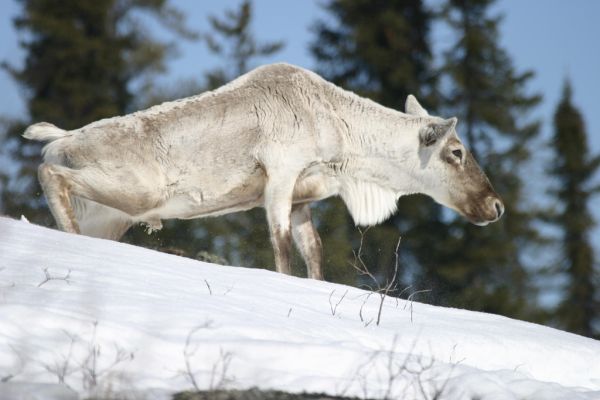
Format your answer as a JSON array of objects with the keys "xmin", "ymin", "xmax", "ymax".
[
  {"xmin": 311, "ymin": 0, "xmax": 437, "ymax": 110},
  {"xmin": 204, "ymin": 0, "xmax": 283, "ymax": 89},
  {"xmin": 428, "ymin": 0, "xmax": 543, "ymax": 317},
  {"xmin": 549, "ymin": 81, "xmax": 599, "ymax": 337},
  {"xmin": 2, "ymin": 0, "xmax": 195, "ymax": 224},
  {"xmin": 311, "ymin": 0, "xmax": 441, "ymax": 285}
]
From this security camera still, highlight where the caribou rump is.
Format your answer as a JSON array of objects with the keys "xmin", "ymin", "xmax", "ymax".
[{"xmin": 24, "ymin": 63, "xmax": 503, "ymax": 280}]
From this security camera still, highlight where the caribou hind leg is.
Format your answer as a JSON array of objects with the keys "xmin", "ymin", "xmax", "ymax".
[
  {"xmin": 38, "ymin": 163, "xmax": 158, "ymax": 239},
  {"xmin": 38, "ymin": 163, "xmax": 81, "ymax": 233},
  {"xmin": 264, "ymin": 172, "xmax": 299, "ymax": 275},
  {"xmin": 291, "ymin": 203, "xmax": 323, "ymax": 280}
]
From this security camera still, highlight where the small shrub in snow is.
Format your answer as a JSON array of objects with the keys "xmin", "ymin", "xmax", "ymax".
[
  {"xmin": 351, "ymin": 229, "xmax": 402, "ymax": 326},
  {"xmin": 181, "ymin": 322, "xmax": 235, "ymax": 393}
]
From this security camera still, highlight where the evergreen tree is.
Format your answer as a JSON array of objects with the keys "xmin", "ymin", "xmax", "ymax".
[
  {"xmin": 311, "ymin": 0, "xmax": 437, "ymax": 110},
  {"xmin": 311, "ymin": 0, "xmax": 440, "ymax": 285},
  {"xmin": 549, "ymin": 81, "xmax": 599, "ymax": 337},
  {"xmin": 427, "ymin": 0, "xmax": 543, "ymax": 317},
  {"xmin": 1, "ymin": 0, "xmax": 195, "ymax": 224},
  {"xmin": 204, "ymin": 0, "xmax": 283, "ymax": 89}
]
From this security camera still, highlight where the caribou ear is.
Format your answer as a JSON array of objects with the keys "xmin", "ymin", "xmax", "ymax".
[
  {"xmin": 406, "ymin": 94, "xmax": 429, "ymax": 117},
  {"xmin": 419, "ymin": 117, "xmax": 457, "ymax": 147}
]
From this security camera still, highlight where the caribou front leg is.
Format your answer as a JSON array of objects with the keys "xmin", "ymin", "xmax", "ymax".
[
  {"xmin": 291, "ymin": 203, "xmax": 323, "ymax": 280},
  {"xmin": 264, "ymin": 173, "xmax": 297, "ymax": 275}
]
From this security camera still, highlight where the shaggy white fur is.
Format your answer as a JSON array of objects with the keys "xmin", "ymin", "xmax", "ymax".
[{"xmin": 340, "ymin": 179, "xmax": 399, "ymax": 226}]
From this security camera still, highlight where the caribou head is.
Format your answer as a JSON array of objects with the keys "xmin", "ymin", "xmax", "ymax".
[{"xmin": 406, "ymin": 95, "xmax": 504, "ymax": 226}]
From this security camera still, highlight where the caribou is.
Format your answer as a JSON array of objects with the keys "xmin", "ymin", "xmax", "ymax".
[{"xmin": 24, "ymin": 63, "xmax": 503, "ymax": 280}]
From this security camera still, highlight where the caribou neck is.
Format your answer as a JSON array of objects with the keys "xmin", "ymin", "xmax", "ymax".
[
  {"xmin": 319, "ymin": 92, "xmax": 430, "ymax": 226},
  {"xmin": 329, "ymin": 92, "xmax": 426, "ymax": 195}
]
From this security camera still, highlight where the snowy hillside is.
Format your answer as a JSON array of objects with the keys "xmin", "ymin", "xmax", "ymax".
[{"xmin": 0, "ymin": 216, "xmax": 599, "ymax": 400}]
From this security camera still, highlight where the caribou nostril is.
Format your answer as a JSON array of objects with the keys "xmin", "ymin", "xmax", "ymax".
[{"xmin": 494, "ymin": 200, "xmax": 504, "ymax": 219}]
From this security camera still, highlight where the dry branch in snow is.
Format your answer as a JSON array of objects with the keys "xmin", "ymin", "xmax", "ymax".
[
  {"xmin": 52, "ymin": 322, "xmax": 133, "ymax": 392},
  {"xmin": 37, "ymin": 267, "xmax": 72, "ymax": 287},
  {"xmin": 329, "ymin": 289, "xmax": 348, "ymax": 316},
  {"xmin": 79, "ymin": 322, "xmax": 134, "ymax": 391},
  {"xmin": 204, "ymin": 279, "xmax": 213, "ymax": 295},
  {"xmin": 351, "ymin": 228, "xmax": 402, "ymax": 326},
  {"xmin": 40, "ymin": 331, "xmax": 78, "ymax": 384},
  {"xmin": 340, "ymin": 335, "xmax": 457, "ymax": 400},
  {"xmin": 182, "ymin": 321, "xmax": 235, "ymax": 392}
]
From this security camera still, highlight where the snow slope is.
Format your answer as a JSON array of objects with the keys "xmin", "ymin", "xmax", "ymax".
[{"xmin": 0, "ymin": 216, "xmax": 599, "ymax": 400}]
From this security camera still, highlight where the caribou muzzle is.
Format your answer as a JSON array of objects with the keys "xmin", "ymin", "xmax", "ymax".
[{"xmin": 460, "ymin": 191, "xmax": 504, "ymax": 226}]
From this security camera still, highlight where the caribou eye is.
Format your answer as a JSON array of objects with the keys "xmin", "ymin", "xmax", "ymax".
[{"xmin": 452, "ymin": 149, "xmax": 463, "ymax": 160}]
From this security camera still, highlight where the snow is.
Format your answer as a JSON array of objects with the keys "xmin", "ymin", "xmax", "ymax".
[{"xmin": 0, "ymin": 216, "xmax": 599, "ymax": 400}]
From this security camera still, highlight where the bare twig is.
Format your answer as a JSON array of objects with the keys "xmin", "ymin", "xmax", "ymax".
[
  {"xmin": 208, "ymin": 348, "xmax": 234, "ymax": 391},
  {"xmin": 182, "ymin": 321, "xmax": 235, "ymax": 392},
  {"xmin": 35, "ymin": 322, "xmax": 134, "ymax": 392},
  {"xmin": 40, "ymin": 330, "xmax": 78, "ymax": 384},
  {"xmin": 342, "ymin": 335, "xmax": 455, "ymax": 400},
  {"xmin": 37, "ymin": 267, "xmax": 72, "ymax": 287},
  {"xmin": 359, "ymin": 292, "xmax": 373, "ymax": 323},
  {"xmin": 183, "ymin": 322, "xmax": 213, "ymax": 391},
  {"xmin": 382, "ymin": 335, "xmax": 409, "ymax": 399},
  {"xmin": 395, "ymin": 285, "xmax": 413, "ymax": 307},
  {"xmin": 78, "ymin": 321, "xmax": 134, "ymax": 390},
  {"xmin": 287, "ymin": 308, "xmax": 292, "ymax": 318},
  {"xmin": 351, "ymin": 231, "xmax": 402, "ymax": 326},
  {"xmin": 204, "ymin": 279, "xmax": 212, "ymax": 295},
  {"xmin": 351, "ymin": 227, "xmax": 378, "ymax": 285},
  {"xmin": 406, "ymin": 289, "xmax": 432, "ymax": 323},
  {"xmin": 328, "ymin": 289, "xmax": 348, "ymax": 316}
]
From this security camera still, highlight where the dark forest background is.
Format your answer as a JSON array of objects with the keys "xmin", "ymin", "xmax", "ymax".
[{"xmin": 0, "ymin": 0, "xmax": 598, "ymax": 339}]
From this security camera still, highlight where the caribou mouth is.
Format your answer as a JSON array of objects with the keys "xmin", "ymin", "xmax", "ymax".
[
  {"xmin": 459, "ymin": 206, "xmax": 503, "ymax": 226},
  {"xmin": 440, "ymin": 195, "xmax": 504, "ymax": 226},
  {"xmin": 459, "ymin": 195, "xmax": 504, "ymax": 226},
  {"xmin": 464, "ymin": 208, "xmax": 503, "ymax": 226},
  {"xmin": 471, "ymin": 219, "xmax": 491, "ymax": 227}
]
